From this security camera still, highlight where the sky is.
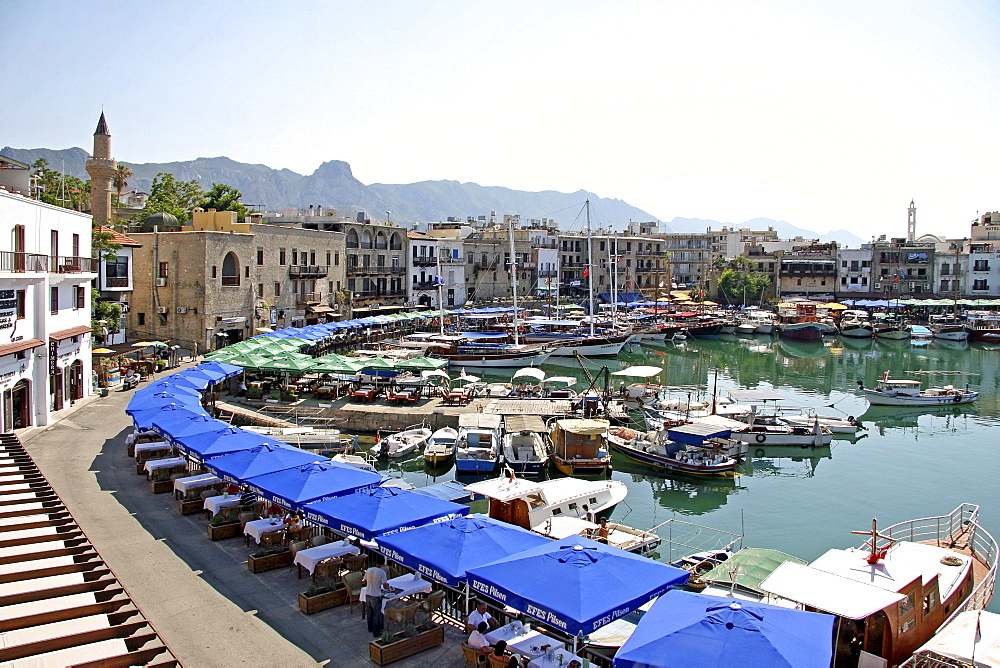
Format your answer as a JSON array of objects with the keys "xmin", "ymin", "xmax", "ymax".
[{"xmin": 2, "ymin": 1, "xmax": 999, "ymax": 239}]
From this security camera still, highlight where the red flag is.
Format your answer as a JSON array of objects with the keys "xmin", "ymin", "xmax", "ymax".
[
  {"xmin": 894, "ymin": 275, "xmax": 900, "ymax": 283},
  {"xmin": 582, "ymin": 267, "xmax": 590, "ymax": 278}
]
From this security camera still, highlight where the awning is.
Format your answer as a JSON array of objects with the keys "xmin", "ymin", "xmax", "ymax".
[
  {"xmin": 49, "ymin": 325, "xmax": 92, "ymax": 341},
  {"xmin": 759, "ymin": 561, "xmax": 905, "ymax": 620},
  {"xmin": 667, "ymin": 423, "xmax": 732, "ymax": 445},
  {"xmin": 0, "ymin": 338, "xmax": 44, "ymax": 357},
  {"xmin": 307, "ymin": 305, "xmax": 335, "ymax": 313}
]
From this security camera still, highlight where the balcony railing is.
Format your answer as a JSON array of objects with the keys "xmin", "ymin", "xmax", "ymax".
[
  {"xmin": 413, "ymin": 256, "xmax": 436, "ymax": 267},
  {"xmin": 0, "ymin": 251, "xmax": 49, "ymax": 272},
  {"xmin": 221, "ymin": 276, "xmax": 240, "ymax": 286},
  {"xmin": 439, "ymin": 257, "xmax": 464, "ymax": 265},
  {"xmin": 296, "ymin": 292, "xmax": 321, "ymax": 305},
  {"xmin": 289, "ymin": 265, "xmax": 329, "ymax": 279},
  {"xmin": 412, "ymin": 281, "xmax": 438, "ymax": 290},
  {"xmin": 538, "ymin": 270, "xmax": 558, "ymax": 277},
  {"xmin": 105, "ymin": 277, "xmax": 129, "ymax": 288}
]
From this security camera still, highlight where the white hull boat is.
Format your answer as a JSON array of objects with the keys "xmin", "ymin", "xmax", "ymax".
[
  {"xmin": 378, "ymin": 426, "xmax": 431, "ymax": 459},
  {"xmin": 423, "ymin": 427, "xmax": 459, "ymax": 465},
  {"xmin": 858, "ymin": 373, "xmax": 979, "ymax": 407}
]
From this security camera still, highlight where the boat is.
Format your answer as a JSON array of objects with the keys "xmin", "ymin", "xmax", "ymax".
[
  {"xmin": 928, "ymin": 313, "xmax": 969, "ymax": 341},
  {"xmin": 779, "ymin": 410, "xmax": 861, "ymax": 434},
  {"xmin": 401, "ymin": 333, "xmax": 553, "ymax": 368},
  {"xmin": 454, "ymin": 414, "xmax": 501, "ymax": 474},
  {"xmin": 964, "ymin": 310, "xmax": 1000, "ymax": 342},
  {"xmin": 857, "ymin": 371, "xmax": 979, "ymax": 407},
  {"xmin": 463, "ymin": 473, "xmax": 657, "ymax": 552},
  {"xmin": 521, "ymin": 321, "xmax": 631, "ymax": 357},
  {"xmin": 607, "ymin": 424, "xmax": 741, "ymax": 477},
  {"xmin": 548, "ymin": 417, "xmax": 612, "ymax": 477},
  {"xmin": 331, "ymin": 452, "xmax": 378, "ymax": 472},
  {"xmin": 776, "ymin": 302, "xmax": 825, "ymax": 340},
  {"xmin": 501, "ymin": 414, "xmax": 549, "ymax": 475},
  {"xmin": 872, "ymin": 312, "xmax": 911, "ymax": 340},
  {"xmin": 839, "ymin": 310, "xmax": 875, "ymax": 338},
  {"xmin": 904, "ymin": 609, "xmax": 1000, "ymax": 668},
  {"xmin": 760, "ymin": 503, "xmax": 997, "ymax": 668},
  {"xmin": 243, "ymin": 425, "xmax": 355, "ymax": 454},
  {"xmin": 377, "ymin": 425, "xmax": 431, "ymax": 459},
  {"xmin": 423, "ymin": 426, "xmax": 459, "ymax": 465}
]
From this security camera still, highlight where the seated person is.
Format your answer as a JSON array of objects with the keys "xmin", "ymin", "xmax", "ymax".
[
  {"xmin": 239, "ymin": 488, "xmax": 257, "ymax": 511},
  {"xmin": 468, "ymin": 621, "xmax": 491, "ymax": 653},
  {"xmin": 283, "ymin": 512, "xmax": 300, "ymax": 527},
  {"xmin": 490, "ymin": 640, "xmax": 521, "ymax": 667},
  {"xmin": 466, "ymin": 600, "xmax": 500, "ymax": 632},
  {"xmin": 596, "ymin": 517, "xmax": 610, "ymax": 544},
  {"xmin": 266, "ymin": 503, "xmax": 283, "ymax": 518}
]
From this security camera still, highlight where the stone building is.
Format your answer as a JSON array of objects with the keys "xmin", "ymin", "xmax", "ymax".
[
  {"xmin": 94, "ymin": 226, "xmax": 141, "ymax": 345},
  {"xmin": 127, "ymin": 210, "xmax": 346, "ymax": 352},
  {"xmin": 85, "ymin": 112, "xmax": 116, "ymax": 226},
  {"xmin": 775, "ymin": 242, "xmax": 838, "ymax": 300},
  {"xmin": 870, "ymin": 235, "xmax": 935, "ymax": 298}
]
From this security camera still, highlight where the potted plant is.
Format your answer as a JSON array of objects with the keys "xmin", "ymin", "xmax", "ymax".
[
  {"xmin": 298, "ymin": 580, "xmax": 348, "ymax": 614},
  {"xmin": 207, "ymin": 513, "xmax": 242, "ymax": 541},
  {"xmin": 280, "ymin": 391, "xmax": 298, "ymax": 402},
  {"xmin": 369, "ymin": 622, "xmax": 444, "ymax": 666},
  {"xmin": 247, "ymin": 544, "xmax": 294, "ymax": 573},
  {"xmin": 245, "ymin": 388, "xmax": 263, "ymax": 400}
]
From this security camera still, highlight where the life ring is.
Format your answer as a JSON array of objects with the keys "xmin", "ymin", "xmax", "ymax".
[
  {"xmin": 953, "ymin": 394, "xmax": 961, "ymax": 403},
  {"xmin": 755, "ymin": 434, "xmax": 766, "ymax": 443},
  {"xmin": 754, "ymin": 448, "xmax": 765, "ymax": 457}
]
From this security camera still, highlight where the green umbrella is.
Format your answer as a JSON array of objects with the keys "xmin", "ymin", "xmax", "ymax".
[
  {"xmin": 356, "ymin": 357, "xmax": 397, "ymax": 371},
  {"xmin": 220, "ymin": 353, "xmax": 271, "ymax": 370},
  {"xmin": 262, "ymin": 358, "xmax": 316, "ymax": 374},
  {"xmin": 309, "ymin": 356, "xmax": 365, "ymax": 374},
  {"xmin": 395, "ymin": 356, "xmax": 448, "ymax": 371}
]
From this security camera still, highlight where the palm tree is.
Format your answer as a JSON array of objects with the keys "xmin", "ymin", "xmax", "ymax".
[{"xmin": 113, "ymin": 165, "xmax": 133, "ymax": 196}]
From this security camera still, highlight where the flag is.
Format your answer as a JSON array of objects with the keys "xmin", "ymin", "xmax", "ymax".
[
  {"xmin": 894, "ymin": 275, "xmax": 900, "ymax": 283},
  {"xmin": 582, "ymin": 267, "xmax": 590, "ymax": 278},
  {"xmin": 433, "ymin": 276, "xmax": 445, "ymax": 286}
]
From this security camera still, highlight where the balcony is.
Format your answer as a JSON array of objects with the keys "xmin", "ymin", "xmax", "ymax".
[
  {"xmin": 636, "ymin": 250, "xmax": 661, "ymax": 257},
  {"xmin": 439, "ymin": 257, "xmax": 464, "ymax": 265},
  {"xmin": 412, "ymin": 281, "xmax": 437, "ymax": 290},
  {"xmin": 289, "ymin": 265, "xmax": 329, "ymax": 279},
  {"xmin": 51, "ymin": 256, "xmax": 98, "ymax": 273},
  {"xmin": 104, "ymin": 277, "xmax": 129, "ymax": 288},
  {"xmin": 0, "ymin": 251, "xmax": 48, "ymax": 272},
  {"xmin": 413, "ymin": 256, "xmax": 436, "ymax": 267},
  {"xmin": 296, "ymin": 292, "xmax": 321, "ymax": 305},
  {"xmin": 538, "ymin": 270, "xmax": 558, "ymax": 277}
]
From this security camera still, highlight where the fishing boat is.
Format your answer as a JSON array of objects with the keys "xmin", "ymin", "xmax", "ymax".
[
  {"xmin": 401, "ymin": 333, "xmax": 553, "ymax": 368},
  {"xmin": 872, "ymin": 312, "xmax": 910, "ymax": 340},
  {"xmin": 331, "ymin": 452, "xmax": 378, "ymax": 472},
  {"xmin": 839, "ymin": 310, "xmax": 875, "ymax": 338},
  {"xmin": 520, "ymin": 320, "xmax": 631, "ymax": 357},
  {"xmin": 454, "ymin": 414, "xmax": 501, "ymax": 474},
  {"xmin": 501, "ymin": 414, "xmax": 549, "ymax": 475},
  {"xmin": 607, "ymin": 423, "xmax": 740, "ymax": 477},
  {"xmin": 548, "ymin": 417, "xmax": 612, "ymax": 477},
  {"xmin": 964, "ymin": 311, "xmax": 1000, "ymax": 342},
  {"xmin": 760, "ymin": 503, "xmax": 997, "ymax": 667},
  {"xmin": 775, "ymin": 302, "xmax": 825, "ymax": 340},
  {"xmin": 243, "ymin": 425, "xmax": 355, "ymax": 454},
  {"xmin": 857, "ymin": 371, "xmax": 979, "ymax": 406},
  {"xmin": 423, "ymin": 426, "xmax": 459, "ymax": 465},
  {"xmin": 779, "ymin": 410, "xmax": 861, "ymax": 434},
  {"xmin": 464, "ymin": 473, "xmax": 659, "ymax": 552},
  {"xmin": 377, "ymin": 425, "xmax": 431, "ymax": 459},
  {"xmin": 928, "ymin": 313, "xmax": 969, "ymax": 341}
]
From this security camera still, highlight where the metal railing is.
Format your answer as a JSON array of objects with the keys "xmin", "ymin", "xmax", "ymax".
[
  {"xmin": 0, "ymin": 251, "xmax": 49, "ymax": 272},
  {"xmin": 289, "ymin": 265, "xmax": 329, "ymax": 279},
  {"xmin": 413, "ymin": 257, "xmax": 436, "ymax": 267},
  {"xmin": 105, "ymin": 277, "xmax": 129, "ymax": 288},
  {"xmin": 51, "ymin": 255, "xmax": 97, "ymax": 273}
]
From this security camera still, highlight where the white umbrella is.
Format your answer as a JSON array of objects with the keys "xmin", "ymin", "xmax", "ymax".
[
  {"xmin": 611, "ymin": 365, "xmax": 664, "ymax": 378},
  {"xmin": 512, "ymin": 367, "xmax": 546, "ymax": 382},
  {"xmin": 542, "ymin": 376, "xmax": 577, "ymax": 386},
  {"xmin": 421, "ymin": 370, "xmax": 451, "ymax": 381},
  {"xmin": 457, "ymin": 369, "xmax": 481, "ymax": 384}
]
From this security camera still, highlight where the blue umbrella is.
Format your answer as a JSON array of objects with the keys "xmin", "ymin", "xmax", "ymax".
[
  {"xmin": 204, "ymin": 443, "xmax": 319, "ymax": 485},
  {"xmin": 613, "ymin": 590, "xmax": 834, "ymax": 668},
  {"xmin": 136, "ymin": 380, "xmax": 202, "ymax": 398},
  {"xmin": 303, "ymin": 486, "xmax": 468, "ymax": 541},
  {"xmin": 170, "ymin": 369, "xmax": 215, "ymax": 389},
  {"xmin": 148, "ymin": 408, "xmax": 216, "ymax": 439},
  {"xmin": 152, "ymin": 413, "xmax": 228, "ymax": 444},
  {"xmin": 148, "ymin": 375, "xmax": 204, "ymax": 391},
  {"xmin": 242, "ymin": 460, "xmax": 386, "ymax": 511},
  {"xmin": 125, "ymin": 390, "xmax": 202, "ymax": 414},
  {"xmin": 375, "ymin": 514, "xmax": 550, "ymax": 586},
  {"xmin": 175, "ymin": 426, "xmax": 273, "ymax": 459},
  {"xmin": 128, "ymin": 402, "xmax": 201, "ymax": 431},
  {"xmin": 193, "ymin": 361, "xmax": 244, "ymax": 381},
  {"xmin": 465, "ymin": 535, "xmax": 690, "ymax": 637}
]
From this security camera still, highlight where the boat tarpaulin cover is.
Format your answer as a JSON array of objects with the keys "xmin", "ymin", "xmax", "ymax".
[
  {"xmin": 727, "ymin": 390, "xmax": 786, "ymax": 402},
  {"xmin": 666, "ymin": 423, "xmax": 732, "ymax": 445},
  {"xmin": 700, "ymin": 548, "xmax": 807, "ymax": 593}
]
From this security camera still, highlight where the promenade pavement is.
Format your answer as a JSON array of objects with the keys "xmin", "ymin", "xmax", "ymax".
[{"xmin": 17, "ymin": 361, "xmax": 467, "ymax": 667}]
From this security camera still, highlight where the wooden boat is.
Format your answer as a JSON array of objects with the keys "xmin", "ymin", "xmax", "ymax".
[
  {"xmin": 377, "ymin": 425, "xmax": 431, "ymax": 459},
  {"xmin": 422, "ymin": 426, "xmax": 458, "ymax": 465},
  {"xmin": 455, "ymin": 414, "xmax": 501, "ymax": 474},
  {"xmin": 501, "ymin": 415, "xmax": 549, "ymax": 475},
  {"xmin": 839, "ymin": 310, "xmax": 875, "ymax": 338},
  {"xmin": 928, "ymin": 314, "xmax": 969, "ymax": 341},
  {"xmin": 607, "ymin": 424, "xmax": 740, "ymax": 477},
  {"xmin": 776, "ymin": 302, "xmax": 825, "ymax": 340},
  {"xmin": 398, "ymin": 333, "xmax": 553, "ymax": 368},
  {"xmin": 760, "ymin": 503, "xmax": 997, "ymax": 667},
  {"xmin": 548, "ymin": 418, "xmax": 612, "ymax": 477},
  {"xmin": 964, "ymin": 310, "xmax": 1000, "ymax": 342},
  {"xmin": 872, "ymin": 312, "xmax": 911, "ymax": 340},
  {"xmin": 857, "ymin": 372, "xmax": 979, "ymax": 407}
]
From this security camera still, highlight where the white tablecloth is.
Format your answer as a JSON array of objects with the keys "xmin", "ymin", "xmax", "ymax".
[
  {"xmin": 143, "ymin": 456, "xmax": 187, "ymax": 473},
  {"xmin": 203, "ymin": 495, "xmax": 240, "ymax": 515},
  {"xmin": 527, "ymin": 648, "xmax": 582, "ymax": 668},
  {"xmin": 173, "ymin": 473, "xmax": 220, "ymax": 494},
  {"xmin": 244, "ymin": 518, "xmax": 285, "ymax": 544},
  {"xmin": 360, "ymin": 573, "xmax": 433, "ymax": 612},
  {"xmin": 134, "ymin": 442, "xmax": 172, "ymax": 457},
  {"xmin": 293, "ymin": 542, "xmax": 361, "ymax": 575},
  {"xmin": 125, "ymin": 430, "xmax": 159, "ymax": 446},
  {"xmin": 486, "ymin": 624, "xmax": 562, "ymax": 659}
]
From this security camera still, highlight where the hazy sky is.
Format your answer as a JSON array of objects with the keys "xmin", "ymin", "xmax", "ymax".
[{"xmin": 3, "ymin": 1, "xmax": 998, "ymax": 239}]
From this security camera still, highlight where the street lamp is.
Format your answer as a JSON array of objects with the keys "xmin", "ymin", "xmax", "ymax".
[{"xmin": 386, "ymin": 211, "xmax": 391, "ymax": 225}]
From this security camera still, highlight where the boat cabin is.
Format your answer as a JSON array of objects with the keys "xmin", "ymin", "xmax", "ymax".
[
  {"xmin": 876, "ymin": 379, "xmax": 924, "ymax": 396},
  {"xmin": 464, "ymin": 476, "xmax": 625, "ymax": 532}
]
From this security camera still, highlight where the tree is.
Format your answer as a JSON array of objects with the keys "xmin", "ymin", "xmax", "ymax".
[
  {"xmin": 91, "ymin": 288, "xmax": 123, "ymax": 344},
  {"xmin": 31, "ymin": 158, "xmax": 89, "ymax": 212},
  {"xmin": 144, "ymin": 173, "xmax": 203, "ymax": 223},
  {"xmin": 198, "ymin": 183, "xmax": 249, "ymax": 220},
  {"xmin": 91, "ymin": 223, "xmax": 122, "ymax": 261},
  {"xmin": 717, "ymin": 265, "xmax": 772, "ymax": 305},
  {"xmin": 112, "ymin": 164, "xmax": 132, "ymax": 195}
]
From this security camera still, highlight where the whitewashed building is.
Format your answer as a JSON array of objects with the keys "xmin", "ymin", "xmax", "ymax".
[
  {"xmin": 0, "ymin": 188, "xmax": 97, "ymax": 430},
  {"xmin": 95, "ymin": 226, "xmax": 141, "ymax": 345}
]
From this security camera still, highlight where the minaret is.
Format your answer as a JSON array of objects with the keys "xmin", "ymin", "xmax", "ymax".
[
  {"xmin": 85, "ymin": 112, "xmax": 117, "ymax": 225},
  {"xmin": 907, "ymin": 199, "xmax": 916, "ymax": 242}
]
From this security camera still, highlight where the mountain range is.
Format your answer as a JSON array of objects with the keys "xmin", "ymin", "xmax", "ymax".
[{"xmin": 1, "ymin": 146, "xmax": 864, "ymax": 246}]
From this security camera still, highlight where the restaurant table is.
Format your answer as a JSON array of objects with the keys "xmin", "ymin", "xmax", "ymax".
[
  {"xmin": 143, "ymin": 457, "xmax": 187, "ymax": 474},
  {"xmin": 203, "ymin": 494, "xmax": 240, "ymax": 515},
  {"xmin": 360, "ymin": 573, "xmax": 433, "ymax": 612},
  {"xmin": 244, "ymin": 518, "xmax": 286, "ymax": 544},
  {"xmin": 527, "ymin": 648, "xmax": 582, "ymax": 668},
  {"xmin": 173, "ymin": 473, "xmax": 220, "ymax": 496},
  {"xmin": 125, "ymin": 430, "xmax": 163, "ymax": 447},
  {"xmin": 352, "ymin": 387, "xmax": 378, "ymax": 402},
  {"xmin": 292, "ymin": 541, "xmax": 361, "ymax": 576},
  {"xmin": 486, "ymin": 623, "xmax": 563, "ymax": 660},
  {"xmin": 134, "ymin": 441, "xmax": 173, "ymax": 458}
]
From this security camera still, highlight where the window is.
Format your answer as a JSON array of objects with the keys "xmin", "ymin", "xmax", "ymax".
[
  {"xmin": 898, "ymin": 592, "xmax": 915, "ymax": 618},
  {"xmin": 258, "ymin": 283, "xmax": 264, "ymax": 297},
  {"xmin": 279, "ymin": 248, "xmax": 286, "ymax": 265},
  {"xmin": 51, "ymin": 230, "xmax": 59, "ymax": 257},
  {"xmin": 346, "ymin": 230, "xmax": 359, "ymax": 249},
  {"xmin": 841, "ymin": 260, "xmax": 847, "ymax": 268},
  {"xmin": 900, "ymin": 617, "xmax": 916, "ymax": 635},
  {"xmin": 158, "ymin": 312, "xmax": 168, "ymax": 326},
  {"xmin": 244, "ymin": 266, "xmax": 250, "ymax": 278},
  {"xmin": 72, "ymin": 234, "xmax": 80, "ymax": 258},
  {"xmin": 137, "ymin": 312, "xmax": 145, "ymax": 326},
  {"xmin": 974, "ymin": 259, "xmax": 990, "ymax": 272},
  {"xmin": 211, "ymin": 266, "xmax": 217, "ymax": 278},
  {"xmin": 257, "ymin": 247, "xmax": 264, "ymax": 265},
  {"xmin": 291, "ymin": 249, "xmax": 298, "ymax": 265},
  {"xmin": 274, "ymin": 282, "xmax": 281, "ymax": 296},
  {"xmin": 923, "ymin": 589, "xmax": 938, "ymax": 614},
  {"xmin": 862, "ymin": 260, "xmax": 871, "ymax": 268},
  {"xmin": 158, "ymin": 262, "xmax": 168, "ymax": 279},
  {"xmin": 221, "ymin": 252, "xmax": 240, "ymax": 286},
  {"xmin": 326, "ymin": 251, "xmax": 331, "ymax": 266},
  {"xmin": 15, "ymin": 290, "xmax": 25, "ymax": 319},
  {"xmin": 50, "ymin": 286, "xmax": 58, "ymax": 313},
  {"xmin": 334, "ymin": 252, "xmax": 339, "ymax": 266},
  {"xmin": 75, "ymin": 286, "xmax": 85, "ymax": 309},
  {"xmin": 105, "ymin": 257, "xmax": 128, "ymax": 278},
  {"xmin": 974, "ymin": 279, "xmax": 989, "ymax": 290}
]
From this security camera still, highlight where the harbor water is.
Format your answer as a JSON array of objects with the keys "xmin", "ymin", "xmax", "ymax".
[{"xmin": 373, "ymin": 334, "xmax": 1000, "ymax": 612}]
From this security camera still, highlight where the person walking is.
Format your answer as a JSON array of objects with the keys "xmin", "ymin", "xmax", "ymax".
[{"xmin": 363, "ymin": 556, "xmax": 389, "ymax": 637}]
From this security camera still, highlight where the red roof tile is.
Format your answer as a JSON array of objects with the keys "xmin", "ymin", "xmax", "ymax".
[{"xmin": 95, "ymin": 226, "xmax": 142, "ymax": 247}]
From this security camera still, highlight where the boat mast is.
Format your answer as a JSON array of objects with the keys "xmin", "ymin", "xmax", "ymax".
[
  {"xmin": 586, "ymin": 201, "xmax": 595, "ymax": 337},
  {"xmin": 609, "ymin": 230, "xmax": 616, "ymax": 321},
  {"xmin": 436, "ymin": 247, "xmax": 445, "ymax": 335},
  {"xmin": 508, "ymin": 215, "xmax": 521, "ymax": 346}
]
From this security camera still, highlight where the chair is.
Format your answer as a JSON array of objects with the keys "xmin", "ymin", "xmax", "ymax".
[
  {"xmin": 341, "ymin": 571, "xmax": 364, "ymax": 614},
  {"xmin": 220, "ymin": 506, "xmax": 240, "ymax": 522},
  {"xmin": 261, "ymin": 530, "xmax": 285, "ymax": 550},
  {"xmin": 461, "ymin": 642, "xmax": 488, "ymax": 667},
  {"xmin": 314, "ymin": 557, "xmax": 343, "ymax": 583},
  {"xmin": 343, "ymin": 554, "xmax": 367, "ymax": 572},
  {"xmin": 252, "ymin": 500, "xmax": 266, "ymax": 516},
  {"xmin": 238, "ymin": 512, "xmax": 255, "ymax": 529},
  {"xmin": 419, "ymin": 590, "xmax": 446, "ymax": 625},
  {"xmin": 487, "ymin": 654, "xmax": 510, "ymax": 668},
  {"xmin": 199, "ymin": 489, "xmax": 216, "ymax": 501},
  {"xmin": 288, "ymin": 540, "xmax": 309, "ymax": 576},
  {"xmin": 386, "ymin": 600, "xmax": 421, "ymax": 637},
  {"xmin": 309, "ymin": 534, "xmax": 331, "ymax": 548}
]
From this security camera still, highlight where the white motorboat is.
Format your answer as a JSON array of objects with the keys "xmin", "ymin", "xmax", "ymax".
[
  {"xmin": 928, "ymin": 314, "xmax": 969, "ymax": 341},
  {"xmin": 331, "ymin": 452, "xmax": 378, "ymax": 472},
  {"xmin": 423, "ymin": 426, "xmax": 459, "ymax": 465},
  {"xmin": 838, "ymin": 310, "xmax": 875, "ymax": 338},
  {"xmin": 377, "ymin": 425, "xmax": 431, "ymax": 459},
  {"xmin": 857, "ymin": 372, "xmax": 979, "ymax": 407},
  {"xmin": 501, "ymin": 414, "xmax": 549, "ymax": 475},
  {"xmin": 455, "ymin": 414, "xmax": 501, "ymax": 474},
  {"xmin": 780, "ymin": 411, "xmax": 861, "ymax": 434}
]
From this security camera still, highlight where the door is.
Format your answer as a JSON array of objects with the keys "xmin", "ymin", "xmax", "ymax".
[
  {"xmin": 69, "ymin": 360, "xmax": 84, "ymax": 400},
  {"xmin": 11, "ymin": 380, "xmax": 30, "ymax": 429},
  {"xmin": 50, "ymin": 369, "xmax": 64, "ymax": 411}
]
